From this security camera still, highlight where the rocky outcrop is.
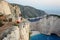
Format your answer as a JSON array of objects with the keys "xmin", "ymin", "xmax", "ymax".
[
  {"xmin": 30, "ymin": 15, "xmax": 60, "ymax": 36},
  {"xmin": 0, "ymin": 21, "xmax": 30, "ymax": 40},
  {"xmin": 0, "ymin": 1, "xmax": 11, "ymax": 15},
  {"xmin": 1, "ymin": 26, "xmax": 20, "ymax": 40},
  {"xmin": 19, "ymin": 20, "xmax": 30, "ymax": 40},
  {"xmin": 0, "ymin": 20, "xmax": 30, "ymax": 40},
  {"xmin": 0, "ymin": 0, "xmax": 30, "ymax": 40},
  {"xmin": 0, "ymin": 0, "xmax": 21, "ymax": 22}
]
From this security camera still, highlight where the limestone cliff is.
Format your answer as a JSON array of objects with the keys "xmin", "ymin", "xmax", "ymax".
[
  {"xmin": 1, "ymin": 20, "xmax": 30, "ymax": 40},
  {"xmin": 0, "ymin": 0, "xmax": 30, "ymax": 40},
  {"xmin": 30, "ymin": 15, "xmax": 60, "ymax": 36}
]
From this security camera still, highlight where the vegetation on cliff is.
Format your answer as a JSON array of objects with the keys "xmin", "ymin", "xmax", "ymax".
[{"xmin": 11, "ymin": 4, "xmax": 47, "ymax": 18}]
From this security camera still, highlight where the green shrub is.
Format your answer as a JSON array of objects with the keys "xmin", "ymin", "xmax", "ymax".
[{"xmin": 0, "ymin": 21, "xmax": 4, "ymax": 27}]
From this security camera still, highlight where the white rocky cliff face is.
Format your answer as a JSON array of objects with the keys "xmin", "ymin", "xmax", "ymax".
[
  {"xmin": 0, "ymin": 1, "xmax": 11, "ymax": 15},
  {"xmin": 1, "ymin": 21, "xmax": 30, "ymax": 40},
  {"xmin": 30, "ymin": 15, "xmax": 60, "ymax": 36},
  {"xmin": 2, "ymin": 26, "xmax": 20, "ymax": 40},
  {"xmin": 0, "ymin": 0, "xmax": 30, "ymax": 40}
]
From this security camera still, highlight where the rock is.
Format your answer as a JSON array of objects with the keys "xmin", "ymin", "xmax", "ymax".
[
  {"xmin": 0, "ymin": 0, "xmax": 30, "ymax": 40},
  {"xmin": 30, "ymin": 15, "xmax": 60, "ymax": 36},
  {"xmin": 2, "ymin": 26, "xmax": 20, "ymax": 40},
  {"xmin": 19, "ymin": 20, "xmax": 30, "ymax": 40}
]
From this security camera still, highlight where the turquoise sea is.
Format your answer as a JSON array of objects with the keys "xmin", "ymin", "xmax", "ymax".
[{"xmin": 30, "ymin": 34, "xmax": 60, "ymax": 40}]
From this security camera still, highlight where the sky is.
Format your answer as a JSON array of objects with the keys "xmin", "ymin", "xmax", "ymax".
[{"xmin": 6, "ymin": 0, "xmax": 60, "ymax": 15}]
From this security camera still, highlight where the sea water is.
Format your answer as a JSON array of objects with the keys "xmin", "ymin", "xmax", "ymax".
[{"xmin": 30, "ymin": 34, "xmax": 60, "ymax": 40}]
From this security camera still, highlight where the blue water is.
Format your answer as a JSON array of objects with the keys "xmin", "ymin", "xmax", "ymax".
[
  {"xmin": 30, "ymin": 34, "xmax": 60, "ymax": 40},
  {"xmin": 28, "ymin": 18, "xmax": 42, "ymax": 22}
]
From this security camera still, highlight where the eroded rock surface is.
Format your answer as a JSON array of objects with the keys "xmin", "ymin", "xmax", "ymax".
[
  {"xmin": 0, "ymin": 0, "xmax": 30, "ymax": 40},
  {"xmin": 30, "ymin": 15, "xmax": 60, "ymax": 36}
]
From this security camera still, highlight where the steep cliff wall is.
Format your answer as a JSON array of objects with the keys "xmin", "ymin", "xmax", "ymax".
[
  {"xmin": 30, "ymin": 15, "xmax": 60, "ymax": 36},
  {"xmin": 0, "ymin": 0, "xmax": 30, "ymax": 40},
  {"xmin": 2, "ymin": 26, "xmax": 20, "ymax": 40},
  {"xmin": 0, "ymin": 1, "xmax": 11, "ymax": 15},
  {"xmin": 19, "ymin": 20, "xmax": 30, "ymax": 40},
  {"xmin": 0, "ymin": 20, "xmax": 30, "ymax": 40}
]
